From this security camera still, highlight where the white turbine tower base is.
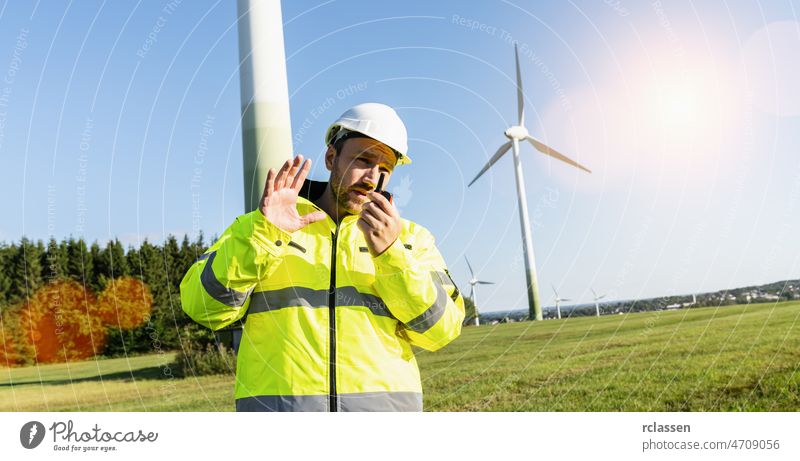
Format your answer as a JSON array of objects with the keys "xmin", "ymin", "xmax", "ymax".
[{"xmin": 468, "ymin": 43, "xmax": 591, "ymax": 321}]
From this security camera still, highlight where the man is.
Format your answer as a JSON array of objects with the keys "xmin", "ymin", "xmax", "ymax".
[{"xmin": 180, "ymin": 102, "xmax": 464, "ymax": 411}]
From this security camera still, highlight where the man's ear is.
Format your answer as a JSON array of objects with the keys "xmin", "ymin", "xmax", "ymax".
[{"xmin": 324, "ymin": 145, "xmax": 336, "ymax": 171}]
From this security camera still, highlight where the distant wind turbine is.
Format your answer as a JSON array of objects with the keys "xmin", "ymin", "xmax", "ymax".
[
  {"xmin": 466, "ymin": 256, "xmax": 494, "ymax": 326},
  {"xmin": 552, "ymin": 285, "xmax": 571, "ymax": 320},
  {"xmin": 591, "ymin": 288, "xmax": 606, "ymax": 317},
  {"xmin": 468, "ymin": 43, "xmax": 591, "ymax": 321}
]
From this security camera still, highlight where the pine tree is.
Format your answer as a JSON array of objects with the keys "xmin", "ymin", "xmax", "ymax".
[
  {"xmin": 108, "ymin": 239, "xmax": 129, "ymax": 277},
  {"xmin": 0, "ymin": 243, "xmax": 13, "ymax": 306},
  {"xmin": 12, "ymin": 238, "xmax": 44, "ymax": 303},
  {"xmin": 126, "ymin": 245, "xmax": 142, "ymax": 281},
  {"xmin": 194, "ymin": 230, "xmax": 206, "ymax": 256},
  {"xmin": 163, "ymin": 235, "xmax": 181, "ymax": 291},
  {"xmin": 88, "ymin": 242, "xmax": 103, "ymax": 292},
  {"xmin": 42, "ymin": 238, "xmax": 68, "ymax": 281},
  {"xmin": 66, "ymin": 237, "xmax": 93, "ymax": 285},
  {"xmin": 159, "ymin": 236, "xmax": 184, "ymax": 345},
  {"xmin": 96, "ymin": 239, "xmax": 129, "ymax": 284},
  {"xmin": 140, "ymin": 239, "xmax": 173, "ymax": 349},
  {"xmin": 138, "ymin": 240, "xmax": 165, "ymax": 301},
  {"xmin": 179, "ymin": 235, "xmax": 197, "ymax": 280}
]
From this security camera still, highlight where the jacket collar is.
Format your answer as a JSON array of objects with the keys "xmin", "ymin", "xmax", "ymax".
[
  {"xmin": 299, "ymin": 179, "xmax": 328, "ymax": 203},
  {"xmin": 297, "ymin": 179, "xmax": 358, "ymax": 227}
]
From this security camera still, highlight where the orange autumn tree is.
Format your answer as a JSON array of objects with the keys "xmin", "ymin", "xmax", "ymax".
[
  {"xmin": 95, "ymin": 277, "xmax": 154, "ymax": 330},
  {"xmin": 23, "ymin": 280, "xmax": 103, "ymax": 363},
  {"xmin": 0, "ymin": 277, "xmax": 153, "ymax": 366}
]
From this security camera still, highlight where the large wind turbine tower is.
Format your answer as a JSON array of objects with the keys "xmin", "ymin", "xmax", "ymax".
[
  {"xmin": 237, "ymin": 0, "xmax": 293, "ymax": 212},
  {"xmin": 468, "ymin": 44, "xmax": 591, "ymax": 321}
]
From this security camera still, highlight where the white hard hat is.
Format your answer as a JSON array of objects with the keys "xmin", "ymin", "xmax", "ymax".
[{"xmin": 325, "ymin": 102, "xmax": 411, "ymax": 165}]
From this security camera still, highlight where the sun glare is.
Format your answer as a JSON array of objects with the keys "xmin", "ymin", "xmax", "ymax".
[
  {"xmin": 649, "ymin": 72, "xmax": 713, "ymax": 131},
  {"xmin": 663, "ymin": 88, "xmax": 699, "ymax": 124}
]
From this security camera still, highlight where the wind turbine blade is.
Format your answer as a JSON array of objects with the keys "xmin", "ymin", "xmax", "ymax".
[
  {"xmin": 525, "ymin": 135, "xmax": 592, "ymax": 173},
  {"xmin": 562, "ymin": 298, "xmax": 572, "ymax": 302},
  {"xmin": 469, "ymin": 284, "xmax": 474, "ymax": 301},
  {"xmin": 590, "ymin": 288, "xmax": 597, "ymax": 298},
  {"xmin": 477, "ymin": 281, "xmax": 494, "ymax": 285},
  {"xmin": 468, "ymin": 141, "xmax": 513, "ymax": 187},
  {"xmin": 551, "ymin": 284, "xmax": 558, "ymax": 297},
  {"xmin": 465, "ymin": 256, "xmax": 475, "ymax": 278},
  {"xmin": 515, "ymin": 42, "xmax": 524, "ymax": 126},
  {"xmin": 598, "ymin": 295, "xmax": 606, "ymax": 300}
]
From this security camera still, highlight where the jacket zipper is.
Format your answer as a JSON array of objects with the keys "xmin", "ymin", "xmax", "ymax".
[{"xmin": 328, "ymin": 229, "xmax": 338, "ymax": 412}]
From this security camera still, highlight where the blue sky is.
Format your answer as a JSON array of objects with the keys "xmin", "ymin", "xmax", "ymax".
[{"xmin": 1, "ymin": 0, "xmax": 799, "ymax": 312}]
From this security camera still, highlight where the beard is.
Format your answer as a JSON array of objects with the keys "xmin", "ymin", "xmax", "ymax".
[{"xmin": 329, "ymin": 165, "xmax": 368, "ymax": 217}]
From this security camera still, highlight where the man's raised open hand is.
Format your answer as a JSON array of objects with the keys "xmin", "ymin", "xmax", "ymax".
[{"xmin": 259, "ymin": 155, "xmax": 326, "ymax": 233}]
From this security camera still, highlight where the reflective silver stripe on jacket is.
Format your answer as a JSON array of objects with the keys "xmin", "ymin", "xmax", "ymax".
[
  {"xmin": 200, "ymin": 251, "xmax": 253, "ymax": 307},
  {"xmin": 404, "ymin": 272, "xmax": 449, "ymax": 333},
  {"xmin": 236, "ymin": 392, "xmax": 422, "ymax": 412},
  {"xmin": 246, "ymin": 271, "xmax": 452, "ymax": 331},
  {"xmin": 248, "ymin": 286, "xmax": 395, "ymax": 319},
  {"xmin": 236, "ymin": 395, "xmax": 328, "ymax": 412},
  {"xmin": 338, "ymin": 391, "xmax": 422, "ymax": 411},
  {"xmin": 432, "ymin": 271, "xmax": 451, "ymax": 286}
]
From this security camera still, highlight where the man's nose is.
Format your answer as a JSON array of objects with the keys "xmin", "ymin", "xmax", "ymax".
[{"xmin": 364, "ymin": 165, "xmax": 381, "ymax": 187}]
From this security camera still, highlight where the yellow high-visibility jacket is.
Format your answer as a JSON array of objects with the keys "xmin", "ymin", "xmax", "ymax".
[{"xmin": 180, "ymin": 180, "xmax": 464, "ymax": 411}]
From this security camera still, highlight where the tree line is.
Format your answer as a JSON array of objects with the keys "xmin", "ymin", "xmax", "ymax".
[
  {"xmin": 1, "ymin": 232, "xmax": 490, "ymax": 365},
  {"xmin": 0, "ymin": 234, "xmax": 215, "ymax": 362}
]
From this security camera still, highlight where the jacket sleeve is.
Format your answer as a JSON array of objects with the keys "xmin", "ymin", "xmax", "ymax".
[
  {"xmin": 371, "ymin": 226, "xmax": 465, "ymax": 351},
  {"xmin": 180, "ymin": 210, "xmax": 293, "ymax": 331}
]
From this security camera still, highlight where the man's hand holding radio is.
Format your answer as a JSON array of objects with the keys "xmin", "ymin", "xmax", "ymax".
[{"xmin": 358, "ymin": 190, "xmax": 401, "ymax": 257}]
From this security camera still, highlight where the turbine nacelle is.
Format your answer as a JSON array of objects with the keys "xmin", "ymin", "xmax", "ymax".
[
  {"xmin": 465, "ymin": 256, "xmax": 494, "ymax": 298},
  {"xmin": 504, "ymin": 125, "xmax": 529, "ymax": 140}
]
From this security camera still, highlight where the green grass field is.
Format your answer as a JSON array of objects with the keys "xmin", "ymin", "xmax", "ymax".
[{"xmin": 2, "ymin": 302, "xmax": 798, "ymax": 411}]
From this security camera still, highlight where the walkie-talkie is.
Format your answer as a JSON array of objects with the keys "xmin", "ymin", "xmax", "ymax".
[{"xmin": 375, "ymin": 173, "xmax": 393, "ymax": 204}]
